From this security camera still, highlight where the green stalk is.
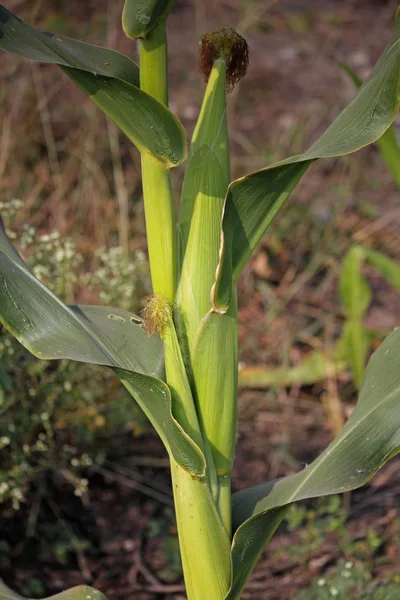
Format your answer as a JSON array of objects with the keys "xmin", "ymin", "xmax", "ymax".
[
  {"xmin": 139, "ymin": 19, "xmax": 231, "ymax": 599},
  {"xmin": 139, "ymin": 20, "xmax": 176, "ymax": 301},
  {"xmin": 171, "ymin": 459, "xmax": 231, "ymax": 600}
]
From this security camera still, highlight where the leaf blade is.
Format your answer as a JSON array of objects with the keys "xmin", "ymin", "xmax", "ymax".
[
  {"xmin": 0, "ymin": 219, "xmax": 205, "ymax": 477},
  {"xmin": 0, "ymin": 5, "xmax": 186, "ymax": 167},
  {"xmin": 213, "ymin": 11, "xmax": 400, "ymax": 311},
  {"xmin": 0, "ymin": 581, "xmax": 107, "ymax": 600},
  {"xmin": 0, "ymin": 5, "xmax": 139, "ymax": 85},
  {"xmin": 226, "ymin": 327, "xmax": 400, "ymax": 599},
  {"xmin": 338, "ymin": 59, "xmax": 400, "ymax": 187},
  {"xmin": 62, "ymin": 66, "xmax": 186, "ymax": 166}
]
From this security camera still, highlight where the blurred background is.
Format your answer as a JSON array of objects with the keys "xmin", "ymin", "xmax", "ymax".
[{"xmin": 0, "ymin": 0, "xmax": 400, "ymax": 598}]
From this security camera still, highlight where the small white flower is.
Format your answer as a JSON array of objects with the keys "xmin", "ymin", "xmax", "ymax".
[{"xmin": 329, "ymin": 587, "xmax": 338, "ymax": 597}]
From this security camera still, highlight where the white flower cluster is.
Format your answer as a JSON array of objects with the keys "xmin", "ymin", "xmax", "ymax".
[
  {"xmin": 0, "ymin": 479, "xmax": 25, "ymax": 509},
  {"xmin": 6, "ymin": 208, "xmax": 149, "ymax": 309},
  {"xmin": 0, "ymin": 199, "xmax": 23, "ymax": 222},
  {"xmin": 0, "ymin": 198, "xmax": 150, "ymax": 511},
  {"xmin": 82, "ymin": 245, "xmax": 149, "ymax": 310}
]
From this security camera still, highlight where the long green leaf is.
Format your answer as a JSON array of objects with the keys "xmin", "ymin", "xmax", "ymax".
[
  {"xmin": 0, "ymin": 218, "xmax": 205, "ymax": 476},
  {"xmin": 0, "ymin": 581, "xmax": 107, "ymax": 600},
  {"xmin": 62, "ymin": 66, "xmax": 186, "ymax": 166},
  {"xmin": 212, "ymin": 10, "xmax": 400, "ymax": 311},
  {"xmin": 0, "ymin": 6, "xmax": 139, "ymax": 85},
  {"xmin": 339, "ymin": 60, "xmax": 400, "ymax": 187},
  {"xmin": 0, "ymin": 5, "xmax": 186, "ymax": 167},
  {"xmin": 225, "ymin": 327, "xmax": 400, "ymax": 599}
]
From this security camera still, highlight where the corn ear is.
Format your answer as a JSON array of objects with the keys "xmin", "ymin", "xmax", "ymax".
[
  {"xmin": 177, "ymin": 59, "xmax": 237, "ymax": 534},
  {"xmin": 177, "ymin": 59, "xmax": 230, "ymax": 349},
  {"xmin": 191, "ymin": 297, "xmax": 238, "ymax": 533}
]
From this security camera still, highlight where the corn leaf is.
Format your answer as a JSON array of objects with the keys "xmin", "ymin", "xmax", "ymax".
[
  {"xmin": 0, "ymin": 582, "xmax": 107, "ymax": 600},
  {"xmin": 0, "ymin": 5, "xmax": 186, "ymax": 167},
  {"xmin": 0, "ymin": 218, "xmax": 205, "ymax": 476},
  {"xmin": 0, "ymin": 5, "xmax": 139, "ymax": 85},
  {"xmin": 226, "ymin": 327, "xmax": 400, "ymax": 599},
  {"xmin": 339, "ymin": 60, "xmax": 400, "ymax": 187},
  {"xmin": 212, "ymin": 10, "xmax": 400, "ymax": 311}
]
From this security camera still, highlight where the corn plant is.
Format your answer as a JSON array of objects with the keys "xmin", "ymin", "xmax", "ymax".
[{"xmin": 0, "ymin": 3, "xmax": 400, "ymax": 599}]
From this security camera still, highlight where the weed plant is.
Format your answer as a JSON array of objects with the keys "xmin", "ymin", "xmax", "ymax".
[{"xmin": 0, "ymin": 199, "xmax": 150, "ymax": 511}]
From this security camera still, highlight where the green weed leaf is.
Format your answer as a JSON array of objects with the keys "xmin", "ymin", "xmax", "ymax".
[
  {"xmin": 339, "ymin": 246, "xmax": 371, "ymax": 320},
  {"xmin": 339, "ymin": 246, "xmax": 371, "ymax": 388},
  {"xmin": 364, "ymin": 246, "xmax": 400, "ymax": 290},
  {"xmin": 238, "ymin": 348, "xmax": 347, "ymax": 389}
]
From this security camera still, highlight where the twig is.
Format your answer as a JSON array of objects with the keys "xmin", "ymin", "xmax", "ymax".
[
  {"xmin": 90, "ymin": 464, "xmax": 174, "ymax": 507},
  {"xmin": 45, "ymin": 497, "xmax": 92, "ymax": 581},
  {"xmin": 107, "ymin": 0, "xmax": 130, "ymax": 257},
  {"xmin": 30, "ymin": 63, "xmax": 61, "ymax": 188}
]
